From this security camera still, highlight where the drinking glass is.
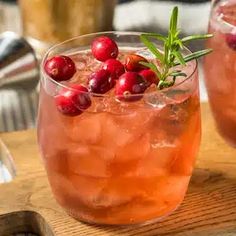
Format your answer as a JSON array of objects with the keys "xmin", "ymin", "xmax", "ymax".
[
  {"xmin": 37, "ymin": 32, "xmax": 201, "ymax": 225},
  {"xmin": 19, "ymin": 0, "xmax": 117, "ymax": 55},
  {"xmin": 204, "ymin": 0, "xmax": 236, "ymax": 146}
]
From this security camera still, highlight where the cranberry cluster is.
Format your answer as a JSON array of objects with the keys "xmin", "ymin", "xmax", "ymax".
[{"xmin": 44, "ymin": 36, "xmax": 159, "ymax": 116}]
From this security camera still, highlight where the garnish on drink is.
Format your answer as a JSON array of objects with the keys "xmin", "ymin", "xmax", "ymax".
[
  {"xmin": 139, "ymin": 7, "xmax": 213, "ymax": 89},
  {"xmin": 44, "ymin": 6, "xmax": 212, "ymax": 116}
]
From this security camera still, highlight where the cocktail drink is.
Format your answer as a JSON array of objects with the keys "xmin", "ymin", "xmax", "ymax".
[
  {"xmin": 38, "ymin": 8, "xmax": 210, "ymax": 225},
  {"xmin": 204, "ymin": 0, "xmax": 236, "ymax": 146}
]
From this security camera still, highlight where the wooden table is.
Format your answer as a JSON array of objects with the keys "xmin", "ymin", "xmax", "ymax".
[{"xmin": 0, "ymin": 103, "xmax": 236, "ymax": 236}]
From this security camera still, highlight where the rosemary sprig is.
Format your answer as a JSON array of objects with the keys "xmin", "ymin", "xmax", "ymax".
[{"xmin": 140, "ymin": 6, "xmax": 213, "ymax": 89}]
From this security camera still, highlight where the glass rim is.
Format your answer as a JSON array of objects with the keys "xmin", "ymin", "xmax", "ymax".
[
  {"xmin": 40, "ymin": 31, "xmax": 198, "ymax": 97},
  {"xmin": 212, "ymin": 0, "xmax": 236, "ymax": 31}
]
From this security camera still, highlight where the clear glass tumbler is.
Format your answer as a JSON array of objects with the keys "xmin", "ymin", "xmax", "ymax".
[
  {"xmin": 37, "ymin": 32, "xmax": 201, "ymax": 225},
  {"xmin": 204, "ymin": 0, "xmax": 236, "ymax": 146}
]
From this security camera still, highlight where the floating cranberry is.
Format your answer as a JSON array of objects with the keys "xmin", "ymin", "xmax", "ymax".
[
  {"xmin": 91, "ymin": 36, "xmax": 118, "ymax": 62},
  {"xmin": 44, "ymin": 55, "xmax": 76, "ymax": 81},
  {"xmin": 88, "ymin": 69, "xmax": 115, "ymax": 94},
  {"xmin": 70, "ymin": 84, "xmax": 92, "ymax": 110},
  {"xmin": 139, "ymin": 69, "xmax": 159, "ymax": 87},
  {"xmin": 226, "ymin": 33, "xmax": 236, "ymax": 50},
  {"xmin": 124, "ymin": 54, "xmax": 148, "ymax": 72},
  {"xmin": 115, "ymin": 72, "xmax": 147, "ymax": 101},
  {"xmin": 55, "ymin": 85, "xmax": 91, "ymax": 116},
  {"xmin": 102, "ymin": 59, "xmax": 125, "ymax": 79}
]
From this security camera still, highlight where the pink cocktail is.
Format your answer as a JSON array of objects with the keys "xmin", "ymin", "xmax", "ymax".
[
  {"xmin": 38, "ymin": 32, "xmax": 201, "ymax": 225},
  {"xmin": 204, "ymin": 0, "xmax": 236, "ymax": 146}
]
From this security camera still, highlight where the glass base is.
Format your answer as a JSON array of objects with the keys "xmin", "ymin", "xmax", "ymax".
[{"xmin": 64, "ymin": 203, "xmax": 182, "ymax": 226}]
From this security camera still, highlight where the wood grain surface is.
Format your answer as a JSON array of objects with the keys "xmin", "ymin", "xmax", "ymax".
[{"xmin": 0, "ymin": 102, "xmax": 236, "ymax": 236}]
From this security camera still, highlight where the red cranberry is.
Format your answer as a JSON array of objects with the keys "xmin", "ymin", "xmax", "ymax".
[
  {"xmin": 70, "ymin": 84, "xmax": 92, "ymax": 110},
  {"xmin": 102, "ymin": 59, "xmax": 125, "ymax": 79},
  {"xmin": 55, "ymin": 85, "xmax": 91, "ymax": 116},
  {"xmin": 88, "ymin": 69, "xmax": 115, "ymax": 94},
  {"xmin": 115, "ymin": 72, "xmax": 147, "ymax": 101},
  {"xmin": 139, "ymin": 69, "xmax": 159, "ymax": 87},
  {"xmin": 124, "ymin": 54, "xmax": 148, "ymax": 72},
  {"xmin": 226, "ymin": 33, "xmax": 236, "ymax": 50},
  {"xmin": 44, "ymin": 55, "xmax": 76, "ymax": 81},
  {"xmin": 91, "ymin": 36, "xmax": 118, "ymax": 62}
]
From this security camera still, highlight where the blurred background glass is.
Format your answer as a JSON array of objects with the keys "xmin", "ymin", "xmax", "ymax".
[
  {"xmin": 19, "ymin": 0, "xmax": 117, "ymax": 55},
  {"xmin": 203, "ymin": 0, "xmax": 236, "ymax": 147}
]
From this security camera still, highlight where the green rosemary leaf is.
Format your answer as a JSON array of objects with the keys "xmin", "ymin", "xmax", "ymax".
[
  {"xmin": 176, "ymin": 39, "xmax": 183, "ymax": 49},
  {"xmin": 172, "ymin": 51, "xmax": 186, "ymax": 65},
  {"xmin": 169, "ymin": 71, "xmax": 187, "ymax": 77},
  {"xmin": 163, "ymin": 41, "xmax": 168, "ymax": 66},
  {"xmin": 140, "ymin": 34, "xmax": 164, "ymax": 62},
  {"xmin": 174, "ymin": 30, "xmax": 180, "ymax": 38},
  {"xmin": 141, "ymin": 33, "xmax": 166, "ymax": 42},
  {"xmin": 158, "ymin": 80, "xmax": 174, "ymax": 89},
  {"xmin": 174, "ymin": 49, "xmax": 213, "ymax": 66},
  {"xmin": 181, "ymin": 34, "xmax": 213, "ymax": 43},
  {"xmin": 170, "ymin": 7, "xmax": 178, "ymax": 34},
  {"xmin": 139, "ymin": 61, "xmax": 161, "ymax": 78},
  {"xmin": 139, "ymin": 6, "xmax": 213, "ymax": 89}
]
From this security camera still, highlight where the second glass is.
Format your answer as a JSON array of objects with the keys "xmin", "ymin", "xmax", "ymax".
[{"xmin": 204, "ymin": 0, "xmax": 236, "ymax": 146}]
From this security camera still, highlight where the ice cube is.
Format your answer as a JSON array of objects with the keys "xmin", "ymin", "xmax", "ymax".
[
  {"xmin": 144, "ymin": 92, "xmax": 172, "ymax": 109},
  {"xmin": 144, "ymin": 85, "xmax": 191, "ymax": 109},
  {"xmin": 39, "ymin": 122, "xmax": 72, "ymax": 162},
  {"xmin": 90, "ymin": 177, "xmax": 147, "ymax": 208},
  {"xmin": 106, "ymin": 95, "xmax": 155, "ymax": 133},
  {"xmin": 75, "ymin": 60, "xmax": 86, "ymax": 70},
  {"xmin": 51, "ymin": 173, "xmax": 108, "ymax": 209},
  {"xmin": 70, "ymin": 70, "xmax": 91, "ymax": 84},
  {"xmin": 90, "ymin": 97, "xmax": 109, "ymax": 113},
  {"xmin": 68, "ymin": 113, "xmax": 103, "ymax": 144},
  {"xmin": 148, "ymin": 98, "xmax": 193, "ymax": 140},
  {"xmin": 47, "ymin": 172, "xmax": 82, "ymax": 209},
  {"xmin": 164, "ymin": 88, "xmax": 191, "ymax": 104},
  {"xmin": 69, "ymin": 174, "xmax": 108, "ymax": 207},
  {"xmin": 100, "ymin": 114, "xmax": 133, "ymax": 148},
  {"xmin": 106, "ymin": 97, "xmax": 132, "ymax": 115},
  {"xmin": 115, "ymin": 133, "xmax": 150, "ymax": 162},
  {"xmin": 134, "ymin": 144, "xmax": 179, "ymax": 178},
  {"xmin": 112, "ymin": 109, "xmax": 153, "ymax": 135},
  {"xmin": 67, "ymin": 145, "xmax": 113, "ymax": 178},
  {"xmin": 137, "ymin": 49, "xmax": 156, "ymax": 60},
  {"xmin": 71, "ymin": 50, "xmax": 101, "ymax": 71}
]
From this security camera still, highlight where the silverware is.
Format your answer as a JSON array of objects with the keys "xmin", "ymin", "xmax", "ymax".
[{"xmin": 0, "ymin": 31, "xmax": 39, "ymax": 90}]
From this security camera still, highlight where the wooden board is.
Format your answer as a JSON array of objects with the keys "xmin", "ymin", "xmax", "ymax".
[{"xmin": 1, "ymin": 103, "xmax": 236, "ymax": 236}]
